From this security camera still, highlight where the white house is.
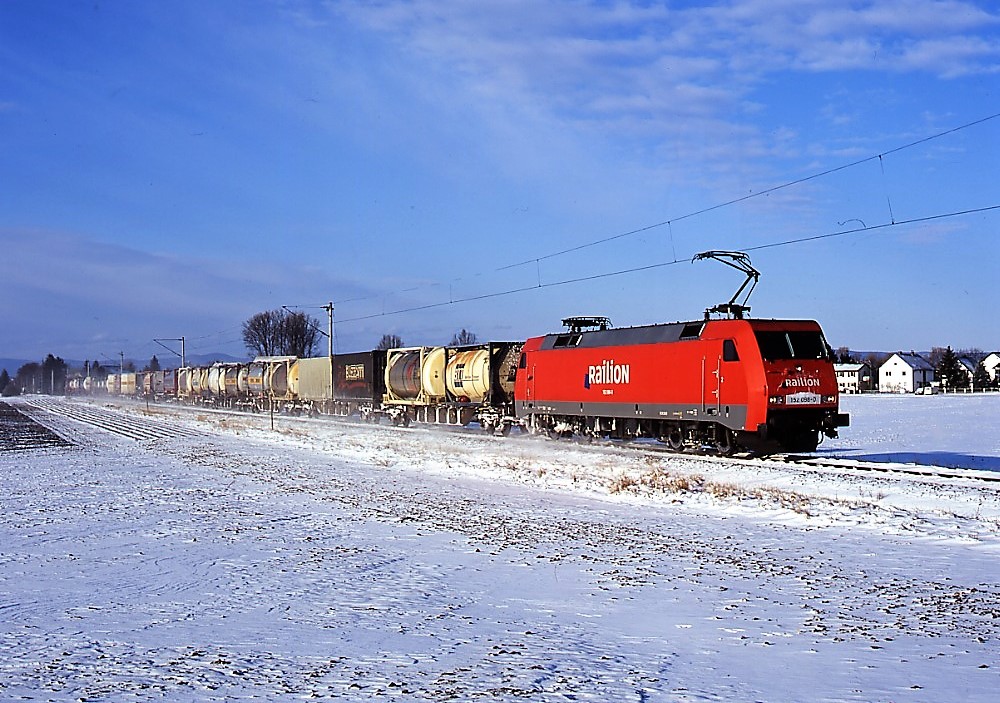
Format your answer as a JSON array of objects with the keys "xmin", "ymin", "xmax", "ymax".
[
  {"xmin": 834, "ymin": 362, "xmax": 873, "ymax": 394},
  {"xmin": 879, "ymin": 352, "xmax": 934, "ymax": 393},
  {"xmin": 958, "ymin": 356, "xmax": 978, "ymax": 388},
  {"xmin": 984, "ymin": 352, "xmax": 1000, "ymax": 383}
]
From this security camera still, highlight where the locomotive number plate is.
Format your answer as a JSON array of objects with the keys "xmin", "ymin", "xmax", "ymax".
[{"xmin": 786, "ymin": 392, "xmax": 821, "ymax": 405}]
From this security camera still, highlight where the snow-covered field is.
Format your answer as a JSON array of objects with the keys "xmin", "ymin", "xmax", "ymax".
[{"xmin": 2, "ymin": 393, "xmax": 999, "ymax": 701}]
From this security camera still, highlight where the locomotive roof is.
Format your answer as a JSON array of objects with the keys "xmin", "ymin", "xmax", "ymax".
[
  {"xmin": 540, "ymin": 320, "xmax": 702, "ymax": 350},
  {"xmin": 538, "ymin": 318, "xmax": 820, "ymax": 350}
]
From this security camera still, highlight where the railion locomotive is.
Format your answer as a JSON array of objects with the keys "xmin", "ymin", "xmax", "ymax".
[{"xmin": 515, "ymin": 315, "xmax": 848, "ymax": 453}]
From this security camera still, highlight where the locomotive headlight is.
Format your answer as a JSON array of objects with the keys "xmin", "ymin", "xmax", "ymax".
[
  {"xmin": 822, "ymin": 395, "xmax": 836, "ymax": 404},
  {"xmin": 769, "ymin": 395, "xmax": 784, "ymax": 405}
]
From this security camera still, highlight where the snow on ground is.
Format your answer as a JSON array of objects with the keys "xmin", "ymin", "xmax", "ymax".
[
  {"xmin": 1, "ymin": 394, "xmax": 999, "ymax": 701},
  {"xmin": 822, "ymin": 393, "xmax": 1000, "ymax": 471}
]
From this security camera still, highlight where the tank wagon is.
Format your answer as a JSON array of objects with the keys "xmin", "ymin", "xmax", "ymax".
[{"xmin": 382, "ymin": 342, "xmax": 522, "ymax": 430}]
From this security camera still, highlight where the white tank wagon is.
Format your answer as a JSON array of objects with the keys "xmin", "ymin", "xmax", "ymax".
[
  {"xmin": 207, "ymin": 365, "xmax": 224, "ymax": 397},
  {"xmin": 383, "ymin": 347, "xmax": 446, "ymax": 425},
  {"xmin": 382, "ymin": 342, "xmax": 522, "ymax": 430}
]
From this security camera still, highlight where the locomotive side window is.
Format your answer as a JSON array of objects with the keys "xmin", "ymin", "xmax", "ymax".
[
  {"xmin": 723, "ymin": 339, "xmax": 739, "ymax": 362},
  {"xmin": 553, "ymin": 334, "xmax": 582, "ymax": 348},
  {"xmin": 680, "ymin": 323, "xmax": 704, "ymax": 339},
  {"xmin": 518, "ymin": 353, "xmax": 527, "ymax": 369},
  {"xmin": 755, "ymin": 330, "xmax": 830, "ymax": 361}
]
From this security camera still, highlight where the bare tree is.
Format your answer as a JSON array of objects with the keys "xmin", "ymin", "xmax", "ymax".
[
  {"xmin": 243, "ymin": 309, "xmax": 322, "ymax": 357},
  {"xmin": 376, "ymin": 333, "xmax": 403, "ymax": 350},
  {"xmin": 450, "ymin": 328, "xmax": 478, "ymax": 346},
  {"xmin": 243, "ymin": 309, "xmax": 284, "ymax": 357},
  {"xmin": 928, "ymin": 346, "xmax": 948, "ymax": 370},
  {"xmin": 834, "ymin": 346, "xmax": 855, "ymax": 363},
  {"xmin": 280, "ymin": 311, "xmax": 321, "ymax": 358}
]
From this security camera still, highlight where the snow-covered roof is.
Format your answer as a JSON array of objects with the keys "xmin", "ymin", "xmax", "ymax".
[
  {"xmin": 884, "ymin": 352, "xmax": 934, "ymax": 371},
  {"xmin": 834, "ymin": 363, "xmax": 867, "ymax": 372},
  {"xmin": 958, "ymin": 357, "xmax": 978, "ymax": 373}
]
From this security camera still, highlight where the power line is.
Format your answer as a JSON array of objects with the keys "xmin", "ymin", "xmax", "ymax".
[
  {"xmin": 334, "ymin": 110, "xmax": 1000, "ymax": 308},
  {"xmin": 337, "ymin": 202, "xmax": 1000, "ymax": 324}
]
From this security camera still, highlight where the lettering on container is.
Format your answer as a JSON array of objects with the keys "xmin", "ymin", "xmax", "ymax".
[{"xmin": 345, "ymin": 364, "xmax": 365, "ymax": 381}]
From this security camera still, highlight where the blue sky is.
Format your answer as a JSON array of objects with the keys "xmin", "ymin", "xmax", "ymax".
[{"xmin": 2, "ymin": 0, "xmax": 999, "ymax": 365}]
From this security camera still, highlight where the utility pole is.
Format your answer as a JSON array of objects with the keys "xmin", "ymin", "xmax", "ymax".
[
  {"xmin": 323, "ymin": 302, "xmax": 334, "ymax": 357},
  {"xmin": 154, "ymin": 337, "xmax": 186, "ymax": 369},
  {"xmin": 322, "ymin": 302, "xmax": 335, "ymax": 404}
]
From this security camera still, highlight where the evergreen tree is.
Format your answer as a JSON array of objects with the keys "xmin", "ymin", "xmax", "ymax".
[
  {"xmin": 973, "ymin": 362, "xmax": 991, "ymax": 391},
  {"xmin": 935, "ymin": 347, "xmax": 966, "ymax": 391},
  {"xmin": 14, "ymin": 362, "xmax": 41, "ymax": 393},
  {"xmin": 146, "ymin": 355, "xmax": 161, "ymax": 372},
  {"xmin": 0, "ymin": 369, "xmax": 9, "ymax": 394},
  {"xmin": 41, "ymin": 354, "xmax": 68, "ymax": 394}
]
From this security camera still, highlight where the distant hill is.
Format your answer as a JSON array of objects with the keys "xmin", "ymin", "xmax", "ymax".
[
  {"xmin": 0, "ymin": 358, "xmax": 31, "ymax": 375},
  {"xmin": 0, "ymin": 352, "xmax": 248, "ymax": 375}
]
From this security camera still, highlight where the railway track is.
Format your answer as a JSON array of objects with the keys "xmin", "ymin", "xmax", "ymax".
[
  {"xmin": 19, "ymin": 398, "xmax": 208, "ymax": 443},
  {"xmin": 0, "ymin": 401, "xmax": 74, "ymax": 452},
  {"xmin": 580, "ymin": 433, "xmax": 1000, "ymax": 487},
  {"xmin": 42, "ymin": 395, "xmax": 1000, "ymax": 489},
  {"xmin": 773, "ymin": 453, "xmax": 1000, "ymax": 484}
]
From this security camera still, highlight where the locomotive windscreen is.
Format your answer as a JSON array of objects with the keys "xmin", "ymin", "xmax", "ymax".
[{"xmin": 754, "ymin": 330, "xmax": 830, "ymax": 361}]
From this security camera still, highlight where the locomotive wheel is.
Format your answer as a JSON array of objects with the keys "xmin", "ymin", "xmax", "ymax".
[
  {"xmin": 715, "ymin": 428, "xmax": 735, "ymax": 456},
  {"xmin": 666, "ymin": 428, "xmax": 684, "ymax": 451}
]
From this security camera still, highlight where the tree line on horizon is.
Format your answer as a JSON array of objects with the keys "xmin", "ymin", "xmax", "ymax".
[
  {"xmin": 0, "ymin": 315, "xmax": 481, "ymax": 397},
  {"xmin": 834, "ymin": 345, "xmax": 997, "ymax": 391},
  {"xmin": 8, "ymin": 316, "xmax": 991, "ymax": 396}
]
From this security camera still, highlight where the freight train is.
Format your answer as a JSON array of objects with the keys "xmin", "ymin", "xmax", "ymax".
[
  {"xmin": 77, "ymin": 318, "xmax": 847, "ymax": 454},
  {"xmin": 72, "ymin": 253, "xmax": 849, "ymax": 454}
]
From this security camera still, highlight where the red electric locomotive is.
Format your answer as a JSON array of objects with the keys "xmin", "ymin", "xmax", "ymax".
[{"xmin": 513, "ymin": 252, "xmax": 849, "ymax": 454}]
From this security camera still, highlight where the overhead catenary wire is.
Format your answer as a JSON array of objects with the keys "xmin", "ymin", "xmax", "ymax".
[
  {"xmin": 333, "ymin": 110, "xmax": 1000, "ymax": 309},
  {"xmin": 54, "ymin": 112, "xmax": 999, "ymax": 358},
  {"xmin": 336, "ymin": 203, "xmax": 1000, "ymax": 324}
]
